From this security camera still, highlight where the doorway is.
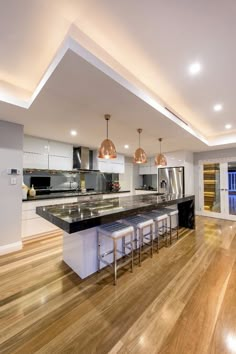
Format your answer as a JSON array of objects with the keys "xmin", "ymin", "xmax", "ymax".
[{"xmin": 199, "ymin": 159, "xmax": 236, "ymax": 220}]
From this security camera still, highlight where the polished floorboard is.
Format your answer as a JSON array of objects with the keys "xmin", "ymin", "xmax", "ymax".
[{"xmin": 1, "ymin": 217, "xmax": 236, "ymax": 353}]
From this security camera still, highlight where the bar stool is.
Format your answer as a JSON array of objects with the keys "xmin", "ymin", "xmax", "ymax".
[
  {"xmin": 141, "ymin": 210, "xmax": 168, "ymax": 251},
  {"xmin": 97, "ymin": 221, "xmax": 134, "ymax": 285},
  {"xmin": 159, "ymin": 208, "xmax": 179, "ymax": 244},
  {"xmin": 122, "ymin": 215, "xmax": 154, "ymax": 266}
]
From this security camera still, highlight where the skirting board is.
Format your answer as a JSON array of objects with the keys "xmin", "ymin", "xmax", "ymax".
[{"xmin": 0, "ymin": 241, "xmax": 22, "ymax": 255}]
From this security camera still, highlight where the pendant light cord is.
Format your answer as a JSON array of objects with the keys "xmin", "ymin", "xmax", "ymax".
[
  {"xmin": 139, "ymin": 131, "xmax": 140, "ymax": 148},
  {"xmin": 159, "ymin": 138, "xmax": 162, "ymax": 154},
  {"xmin": 106, "ymin": 118, "xmax": 108, "ymax": 139}
]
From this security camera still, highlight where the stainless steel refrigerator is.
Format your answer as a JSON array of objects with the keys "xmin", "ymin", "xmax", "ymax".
[{"xmin": 158, "ymin": 167, "xmax": 184, "ymax": 195}]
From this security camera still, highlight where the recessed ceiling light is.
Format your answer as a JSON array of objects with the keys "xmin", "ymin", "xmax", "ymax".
[
  {"xmin": 189, "ymin": 62, "xmax": 201, "ymax": 75},
  {"xmin": 70, "ymin": 130, "xmax": 77, "ymax": 136},
  {"xmin": 225, "ymin": 124, "xmax": 232, "ymax": 129},
  {"xmin": 124, "ymin": 144, "xmax": 129, "ymax": 149},
  {"xmin": 213, "ymin": 104, "xmax": 223, "ymax": 112}
]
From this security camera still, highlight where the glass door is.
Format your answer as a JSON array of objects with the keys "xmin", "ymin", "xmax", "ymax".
[
  {"xmin": 203, "ymin": 163, "xmax": 221, "ymax": 214},
  {"xmin": 227, "ymin": 161, "xmax": 236, "ymax": 219},
  {"xmin": 200, "ymin": 160, "xmax": 236, "ymax": 220}
]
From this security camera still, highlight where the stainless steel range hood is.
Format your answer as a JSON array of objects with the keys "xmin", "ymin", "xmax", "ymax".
[{"xmin": 73, "ymin": 147, "xmax": 100, "ymax": 172}]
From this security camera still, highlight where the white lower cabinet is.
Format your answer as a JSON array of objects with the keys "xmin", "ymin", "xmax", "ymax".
[
  {"xmin": 135, "ymin": 190, "xmax": 157, "ymax": 195},
  {"xmin": 21, "ymin": 193, "xmax": 132, "ymax": 239},
  {"xmin": 21, "ymin": 197, "xmax": 78, "ymax": 239},
  {"xmin": 22, "ymin": 218, "xmax": 59, "ymax": 239}
]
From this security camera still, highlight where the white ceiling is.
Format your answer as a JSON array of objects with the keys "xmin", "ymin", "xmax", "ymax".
[
  {"xmin": 0, "ymin": 0, "xmax": 236, "ymax": 154},
  {"xmin": 1, "ymin": 50, "xmax": 207, "ymax": 155}
]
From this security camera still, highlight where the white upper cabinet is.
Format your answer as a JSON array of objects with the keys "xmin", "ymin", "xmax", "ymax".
[
  {"xmin": 139, "ymin": 159, "xmax": 152, "ymax": 175},
  {"xmin": 93, "ymin": 152, "xmax": 125, "ymax": 173},
  {"xmin": 139, "ymin": 165, "xmax": 150, "ymax": 175},
  {"xmin": 150, "ymin": 157, "xmax": 158, "ymax": 174},
  {"xmin": 23, "ymin": 136, "xmax": 73, "ymax": 170},
  {"xmin": 139, "ymin": 152, "xmax": 186, "ymax": 175},
  {"xmin": 24, "ymin": 136, "xmax": 49, "ymax": 155},
  {"xmin": 48, "ymin": 155, "xmax": 73, "ymax": 170},
  {"xmin": 164, "ymin": 151, "xmax": 186, "ymax": 168},
  {"xmin": 23, "ymin": 152, "xmax": 48, "ymax": 169},
  {"xmin": 113, "ymin": 154, "xmax": 125, "ymax": 165},
  {"xmin": 111, "ymin": 162, "xmax": 125, "ymax": 174},
  {"xmin": 49, "ymin": 141, "xmax": 73, "ymax": 158},
  {"xmin": 97, "ymin": 161, "xmax": 109, "ymax": 173}
]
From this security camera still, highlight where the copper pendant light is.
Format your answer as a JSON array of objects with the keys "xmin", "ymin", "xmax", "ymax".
[
  {"xmin": 98, "ymin": 114, "xmax": 117, "ymax": 159},
  {"xmin": 155, "ymin": 138, "xmax": 167, "ymax": 166},
  {"xmin": 134, "ymin": 128, "xmax": 148, "ymax": 164}
]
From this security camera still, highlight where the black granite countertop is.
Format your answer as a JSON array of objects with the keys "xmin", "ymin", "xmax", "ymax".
[
  {"xmin": 36, "ymin": 194, "xmax": 194, "ymax": 234},
  {"xmin": 23, "ymin": 190, "xmax": 130, "ymax": 202}
]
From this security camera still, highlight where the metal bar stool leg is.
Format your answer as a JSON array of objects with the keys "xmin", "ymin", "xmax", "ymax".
[
  {"xmin": 113, "ymin": 239, "xmax": 117, "ymax": 286},
  {"xmin": 131, "ymin": 232, "xmax": 134, "ymax": 273},
  {"xmin": 139, "ymin": 228, "xmax": 143, "ymax": 266},
  {"xmin": 169, "ymin": 216, "xmax": 172, "ymax": 245},
  {"xmin": 122, "ymin": 236, "xmax": 125, "ymax": 256},
  {"xmin": 150, "ymin": 224, "xmax": 153, "ymax": 258},
  {"xmin": 166, "ymin": 218, "xmax": 168, "ymax": 246},
  {"xmin": 97, "ymin": 230, "xmax": 101, "ymax": 272},
  {"xmin": 156, "ymin": 221, "xmax": 159, "ymax": 252},
  {"xmin": 177, "ymin": 215, "xmax": 179, "ymax": 240}
]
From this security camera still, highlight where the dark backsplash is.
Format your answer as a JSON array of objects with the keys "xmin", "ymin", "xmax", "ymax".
[
  {"xmin": 23, "ymin": 170, "xmax": 119, "ymax": 192},
  {"xmin": 142, "ymin": 174, "xmax": 157, "ymax": 189}
]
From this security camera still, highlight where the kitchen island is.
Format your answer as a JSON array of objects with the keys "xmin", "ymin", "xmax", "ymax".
[
  {"xmin": 21, "ymin": 190, "xmax": 131, "ymax": 239},
  {"xmin": 37, "ymin": 193, "xmax": 195, "ymax": 278}
]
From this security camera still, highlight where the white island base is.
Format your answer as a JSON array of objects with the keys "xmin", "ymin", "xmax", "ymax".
[
  {"xmin": 63, "ymin": 227, "xmax": 126, "ymax": 279},
  {"xmin": 62, "ymin": 217, "xmax": 176, "ymax": 279}
]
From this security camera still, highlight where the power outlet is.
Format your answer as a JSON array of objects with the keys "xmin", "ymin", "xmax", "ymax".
[{"xmin": 10, "ymin": 177, "xmax": 17, "ymax": 185}]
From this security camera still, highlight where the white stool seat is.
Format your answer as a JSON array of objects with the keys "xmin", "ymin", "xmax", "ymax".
[
  {"xmin": 97, "ymin": 222, "xmax": 134, "ymax": 238},
  {"xmin": 157, "ymin": 208, "xmax": 179, "ymax": 244},
  {"xmin": 122, "ymin": 215, "xmax": 154, "ymax": 266},
  {"xmin": 141, "ymin": 211, "xmax": 168, "ymax": 251},
  {"xmin": 123, "ymin": 215, "xmax": 153, "ymax": 229},
  {"xmin": 97, "ymin": 221, "xmax": 134, "ymax": 285},
  {"xmin": 160, "ymin": 208, "xmax": 178, "ymax": 216},
  {"xmin": 141, "ymin": 211, "xmax": 168, "ymax": 222},
  {"xmin": 169, "ymin": 210, "xmax": 178, "ymax": 216}
]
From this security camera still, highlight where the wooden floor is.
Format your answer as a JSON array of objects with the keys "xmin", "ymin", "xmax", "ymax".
[{"xmin": 1, "ymin": 217, "xmax": 236, "ymax": 354}]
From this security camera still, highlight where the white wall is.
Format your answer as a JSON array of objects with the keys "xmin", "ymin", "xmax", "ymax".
[
  {"xmin": 0, "ymin": 120, "xmax": 23, "ymax": 254},
  {"xmin": 194, "ymin": 148, "xmax": 236, "ymax": 211},
  {"xmin": 184, "ymin": 151, "xmax": 194, "ymax": 195}
]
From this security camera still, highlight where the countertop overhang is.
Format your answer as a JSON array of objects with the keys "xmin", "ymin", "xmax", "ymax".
[{"xmin": 36, "ymin": 193, "xmax": 195, "ymax": 234}]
